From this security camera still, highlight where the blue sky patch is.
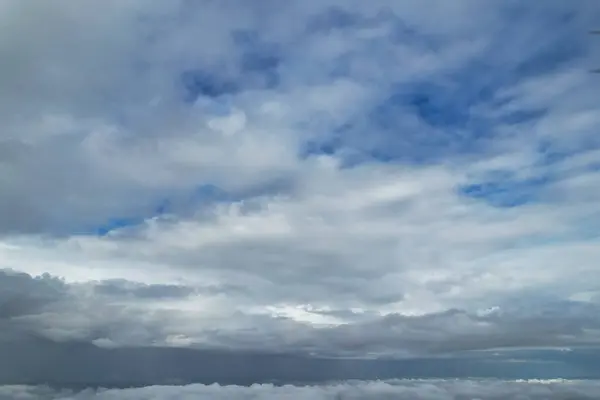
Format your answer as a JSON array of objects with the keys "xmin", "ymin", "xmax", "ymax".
[
  {"xmin": 459, "ymin": 174, "xmax": 551, "ymax": 208},
  {"xmin": 234, "ymin": 30, "xmax": 282, "ymax": 89},
  {"xmin": 180, "ymin": 70, "xmax": 239, "ymax": 102},
  {"xmin": 180, "ymin": 30, "xmax": 282, "ymax": 103},
  {"xmin": 91, "ymin": 184, "xmax": 232, "ymax": 236},
  {"xmin": 94, "ymin": 216, "xmax": 146, "ymax": 236}
]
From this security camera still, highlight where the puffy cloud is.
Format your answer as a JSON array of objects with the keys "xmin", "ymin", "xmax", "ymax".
[
  {"xmin": 2, "ymin": 380, "xmax": 600, "ymax": 400},
  {"xmin": 1, "ymin": 0, "xmax": 600, "ymax": 383}
]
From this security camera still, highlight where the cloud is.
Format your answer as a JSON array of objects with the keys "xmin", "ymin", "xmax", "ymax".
[
  {"xmin": 3, "ymin": 269, "xmax": 600, "ymax": 360},
  {"xmin": 0, "ymin": 270, "xmax": 66, "ymax": 319},
  {"xmin": 1, "ymin": 0, "xmax": 600, "ymax": 383},
  {"xmin": 2, "ymin": 379, "xmax": 600, "ymax": 400}
]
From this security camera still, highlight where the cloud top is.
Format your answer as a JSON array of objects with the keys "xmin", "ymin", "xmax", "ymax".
[{"xmin": 2, "ymin": 379, "xmax": 600, "ymax": 400}]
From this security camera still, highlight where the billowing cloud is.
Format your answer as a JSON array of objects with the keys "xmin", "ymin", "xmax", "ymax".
[
  {"xmin": 2, "ymin": 379, "xmax": 600, "ymax": 400},
  {"xmin": 1, "ymin": 0, "xmax": 600, "ymax": 385}
]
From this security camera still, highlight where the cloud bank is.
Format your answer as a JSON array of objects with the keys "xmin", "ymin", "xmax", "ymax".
[
  {"xmin": 2, "ymin": 380, "xmax": 600, "ymax": 400},
  {"xmin": 1, "ymin": 0, "xmax": 600, "ymax": 383}
]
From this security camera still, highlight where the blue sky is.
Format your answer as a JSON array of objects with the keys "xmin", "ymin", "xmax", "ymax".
[{"xmin": 1, "ymin": 0, "xmax": 600, "ymax": 386}]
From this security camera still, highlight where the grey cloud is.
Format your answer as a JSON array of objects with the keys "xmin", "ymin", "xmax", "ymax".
[
  {"xmin": 4, "ymin": 270, "xmax": 600, "ymax": 358},
  {"xmin": 183, "ymin": 240, "xmax": 405, "ymax": 306},
  {"xmin": 203, "ymin": 305, "xmax": 600, "ymax": 358},
  {"xmin": 92, "ymin": 280, "xmax": 195, "ymax": 300},
  {"xmin": 313, "ymin": 303, "xmax": 600, "ymax": 357},
  {"xmin": 0, "ymin": 270, "xmax": 66, "ymax": 319},
  {"xmin": 0, "ymin": 329, "xmax": 599, "ymax": 387},
  {"xmin": 0, "ymin": 271, "xmax": 180, "ymax": 346},
  {"xmin": 91, "ymin": 279, "xmax": 247, "ymax": 300}
]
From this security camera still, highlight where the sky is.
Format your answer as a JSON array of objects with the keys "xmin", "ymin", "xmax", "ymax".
[{"xmin": 1, "ymin": 0, "xmax": 600, "ymax": 392}]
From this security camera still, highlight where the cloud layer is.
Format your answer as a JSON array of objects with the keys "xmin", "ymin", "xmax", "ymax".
[
  {"xmin": 1, "ymin": 0, "xmax": 600, "ymax": 380},
  {"xmin": 2, "ymin": 380, "xmax": 600, "ymax": 400}
]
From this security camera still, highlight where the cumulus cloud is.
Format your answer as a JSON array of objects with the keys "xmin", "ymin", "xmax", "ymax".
[
  {"xmin": 2, "ymin": 380, "xmax": 600, "ymax": 400},
  {"xmin": 1, "ymin": 0, "xmax": 600, "ymax": 384}
]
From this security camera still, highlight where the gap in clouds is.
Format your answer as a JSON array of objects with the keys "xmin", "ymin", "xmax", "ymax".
[
  {"xmin": 91, "ymin": 184, "xmax": 230, "ymax": 236},
  {"xmin": 180, "ymin": 29, "xmax": 282, "ymax": 103}
]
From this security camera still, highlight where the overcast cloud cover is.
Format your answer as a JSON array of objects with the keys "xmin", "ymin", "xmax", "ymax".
[{"xmin": 2, "ymin": 0, "xmax": 600, "ymax": 392}]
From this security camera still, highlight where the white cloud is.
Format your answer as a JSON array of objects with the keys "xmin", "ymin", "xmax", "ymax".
[{"xmin": 2, "ymin": 379, "xmax": 600, "ymax": 400}]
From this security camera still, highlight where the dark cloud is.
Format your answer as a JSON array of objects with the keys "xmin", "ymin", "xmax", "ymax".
[
  {"xmin": 3, "ymin": 270, "xmax": 600, "ymax": 360},
  {"xmin": 0, "ymin": 270, "xmax": 66, "ymax": 319},
  {"xmin": 0, "ymin": 334, "xmax": 599, "ymax": 388},
  {"xmin": 2, "ymin": 274, "xmax": 600, "ymax": 387}
]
